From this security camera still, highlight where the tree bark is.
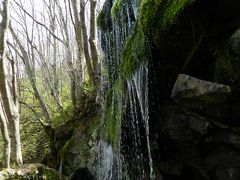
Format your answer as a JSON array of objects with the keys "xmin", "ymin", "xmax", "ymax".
[
  {"xmin": 0, "ymin": 96, "xmax": 11, "ymax": 168},
  {"xmin": 0, "ymin": 0, "xmax": 23, "ymax": 166},
  {"xmin": 89, "ymin": 0, "xmax": 98, "ymax": 74},
  {"xmin": 89, "ymin": 0, "xmax": 101, "ymax": 101},
  {"xmin": 71, "ymin": 0, "xmax": 85, "ymax": 110},
  {"xmin": 79, "ymin": 0, "xmax": 94, "ymax": 83}
]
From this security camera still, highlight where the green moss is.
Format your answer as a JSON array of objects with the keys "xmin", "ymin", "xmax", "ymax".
[
  {"xmin": 138, "ymin": 0, "xmax": 160, "ymax": 31},
  {"xmin": 102, "ymin": 81, "xmax": 122, "ymax": 150},
  {"xmin": 139, "ymin": 0, "xmax": 193, "ymax": 30},
  {"xmin": 57, "ymin": 104, "xmax": 101, "ymax": 176},
  {"xmin": 97, "ymin": 11, "xmax": 105, "ymax": 29},
  {"xmin": 119, "ymin": 0, "xmax": 195, "ymax": 79},
  {"xmin": 97, "ymin": 0, "xmax": 112, "ymax": 30},
  {"xmin": 59, "ymin": 138, "xmax": 74, "ymax": 175},
  {"xmin": 139, "ymin": 0, "xmax": 194, "ymax": 45},
  {"xmin": 111, "ymin": 0, "xmax": 124, "ymax": 21},
  {"xmin": 120, "ymin": 28, "xmax": 146, "ymax": 79},
  {"xmin": 38, "ymin": 166, "xmax": 64, "ymax": 179},
  {"xmin": 60, "ymin": 138, "xmax": 74, "ymax": 158},
  {"xmin": 161, "ymin": 0, "xmax": 192, "ymax": 29}
]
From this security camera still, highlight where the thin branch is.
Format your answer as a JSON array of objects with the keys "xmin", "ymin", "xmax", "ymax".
[
  {"xmin": 19, "ymin": 100, "xmax": 49, "ymax": 127},
  {"xmin": 68, "ymin": 0, "xmax": 75, "ymax": 26},
  {"xmin": 12, "ymin": 0, "xmax": 66, "ymax": 45}
]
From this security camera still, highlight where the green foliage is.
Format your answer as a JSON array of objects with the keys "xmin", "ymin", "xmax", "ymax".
[
  {"xmin": 12, "ymin": 72, "xmax": 72, "ymax": 164},
  {"xmin": 52, "ymin": 107, "xmax": 72, "ymax": 126},
  {"xmin": 20, "ymin": 108, "xmax": 48, "ymax": 163},
  {"xmin": 83, "ymin": 79, "xmax": 95, "ymax": 95}
]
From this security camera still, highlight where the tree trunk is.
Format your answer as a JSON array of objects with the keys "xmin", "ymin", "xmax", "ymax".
[
  {"xmin": 89, "ymin": 0, "xmax": 101, "ymax": 101},
  {"xmin": 89, "ymin": 0, "xmax": 99, "ymax": 74},
  {"xmin": 79, "ymin": 0, "xmax": 94, "ymax": 84},
  {"xmin": 0, "ymin": 0, "xmax": 23, "ymax": 166},
  {"xmin": 71, "ymin": 0, "xmax": 85, "ymax": 110},
  {"xmin": 0, "ymin": 96, "xmax": 11, "ymax": 168}
]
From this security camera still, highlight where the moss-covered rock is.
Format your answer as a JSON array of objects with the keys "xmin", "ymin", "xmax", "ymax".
[
  {"xmin": 58, "ymin": 102, "xmax": 101, "ymax": 177},
  {"xmin": 0, "ymin": 164, "xmax": 65, "ymax": 180},
  {"xmin": 120, "ymin": 28, "xmax": 146, "ymax": 79},
  {"xmin": 101, "ymin": 80, "xmax": 122, "ymax": 149},
  {"xmin": 97, "ymin": 0, "xmax": 112, "ymax": 31},
  {"xmin": 99, "ymin": 0, "xmax": 240, "ymax": 179},
  {"xmin": 139, "ymin": 0, "xmax": 195, "ymax": 44}
]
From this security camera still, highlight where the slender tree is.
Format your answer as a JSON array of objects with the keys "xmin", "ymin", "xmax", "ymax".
[{"xmin": 0, "ymin": 0, "xmax": 23, "ymax": 167}]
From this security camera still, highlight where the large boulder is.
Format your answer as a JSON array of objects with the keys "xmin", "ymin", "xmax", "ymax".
[{"xmin": 171, "ymin": 74, "xmax": 231, "ymax": 122}]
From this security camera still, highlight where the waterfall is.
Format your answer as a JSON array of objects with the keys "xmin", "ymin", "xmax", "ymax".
[
  {"xmin": 126, "ymin": 63, "xmax": 153, "ymax": 179},
  {"xmin": 133, "ymin": 64, "xmax": 153, "ymax": 179},
  {"xmin": 98, "ymin": 0, "xmax": 154, "ymax": 178},
  {"xmin": 97, "ymin": 141, "xmax": 128, "ymax": 180},
  {"xmin": 97, "ymin": 141, "xmax": 114, "ymax": 179}
]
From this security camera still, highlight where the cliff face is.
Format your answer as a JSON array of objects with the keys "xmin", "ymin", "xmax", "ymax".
[{"xmin": 99, "ymin": 0, "xmax": 240, "ymax": 179}]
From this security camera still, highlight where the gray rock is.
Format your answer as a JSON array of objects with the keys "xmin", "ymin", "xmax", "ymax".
[
  {"xmin": 171, "ymin": 74, "xmax": 231, "ymax": 101},
  {"xmin": 171, "ymin": 74, "xmax": 231, "ymax": 121}
]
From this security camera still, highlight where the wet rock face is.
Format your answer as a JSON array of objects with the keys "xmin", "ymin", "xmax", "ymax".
[
  {"xmin": 145, "ymin": 0, "xmax": 240, "ymax": 178},
  {"xmin": 99, "ymin": 0, "xmax": 240, "ymax": 179},
  {"xmin": 157, "ymin": 75, "xmax": 240, "ymax": 180}
]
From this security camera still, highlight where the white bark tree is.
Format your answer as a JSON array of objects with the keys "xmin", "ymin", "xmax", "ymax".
[{"xmin": 0, "ymin": 0, "xmax": 23, "ymax": 167}]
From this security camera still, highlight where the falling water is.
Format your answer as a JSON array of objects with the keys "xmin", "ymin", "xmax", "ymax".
[
  {"xmin": 97, "ymin": 140, "xmax": 128, "ymax": 180},
  {"xmin": 126, "ymin": 63, "xmax": 154, "ymax": 179},
  {"xmin": 97, "ymin": 0, "xmax": 154, "ymax": 178},
  {"xmin": 97, "ymin": 141, "xmax": 114, "ymax": 179},
  {"xmin": 133, "ymin": 64, "xmax": 153, "ymax": 179}
]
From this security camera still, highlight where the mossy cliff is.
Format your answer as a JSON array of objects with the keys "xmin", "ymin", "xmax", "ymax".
[{"xmin": 99, "ymin": 0, "xmax": 240, "ymax": 179}]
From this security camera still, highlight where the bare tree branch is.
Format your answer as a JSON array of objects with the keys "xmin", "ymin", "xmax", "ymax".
[{"xmin": 12, "ymin": 0, "xmax": 66, "ymax": 45}]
